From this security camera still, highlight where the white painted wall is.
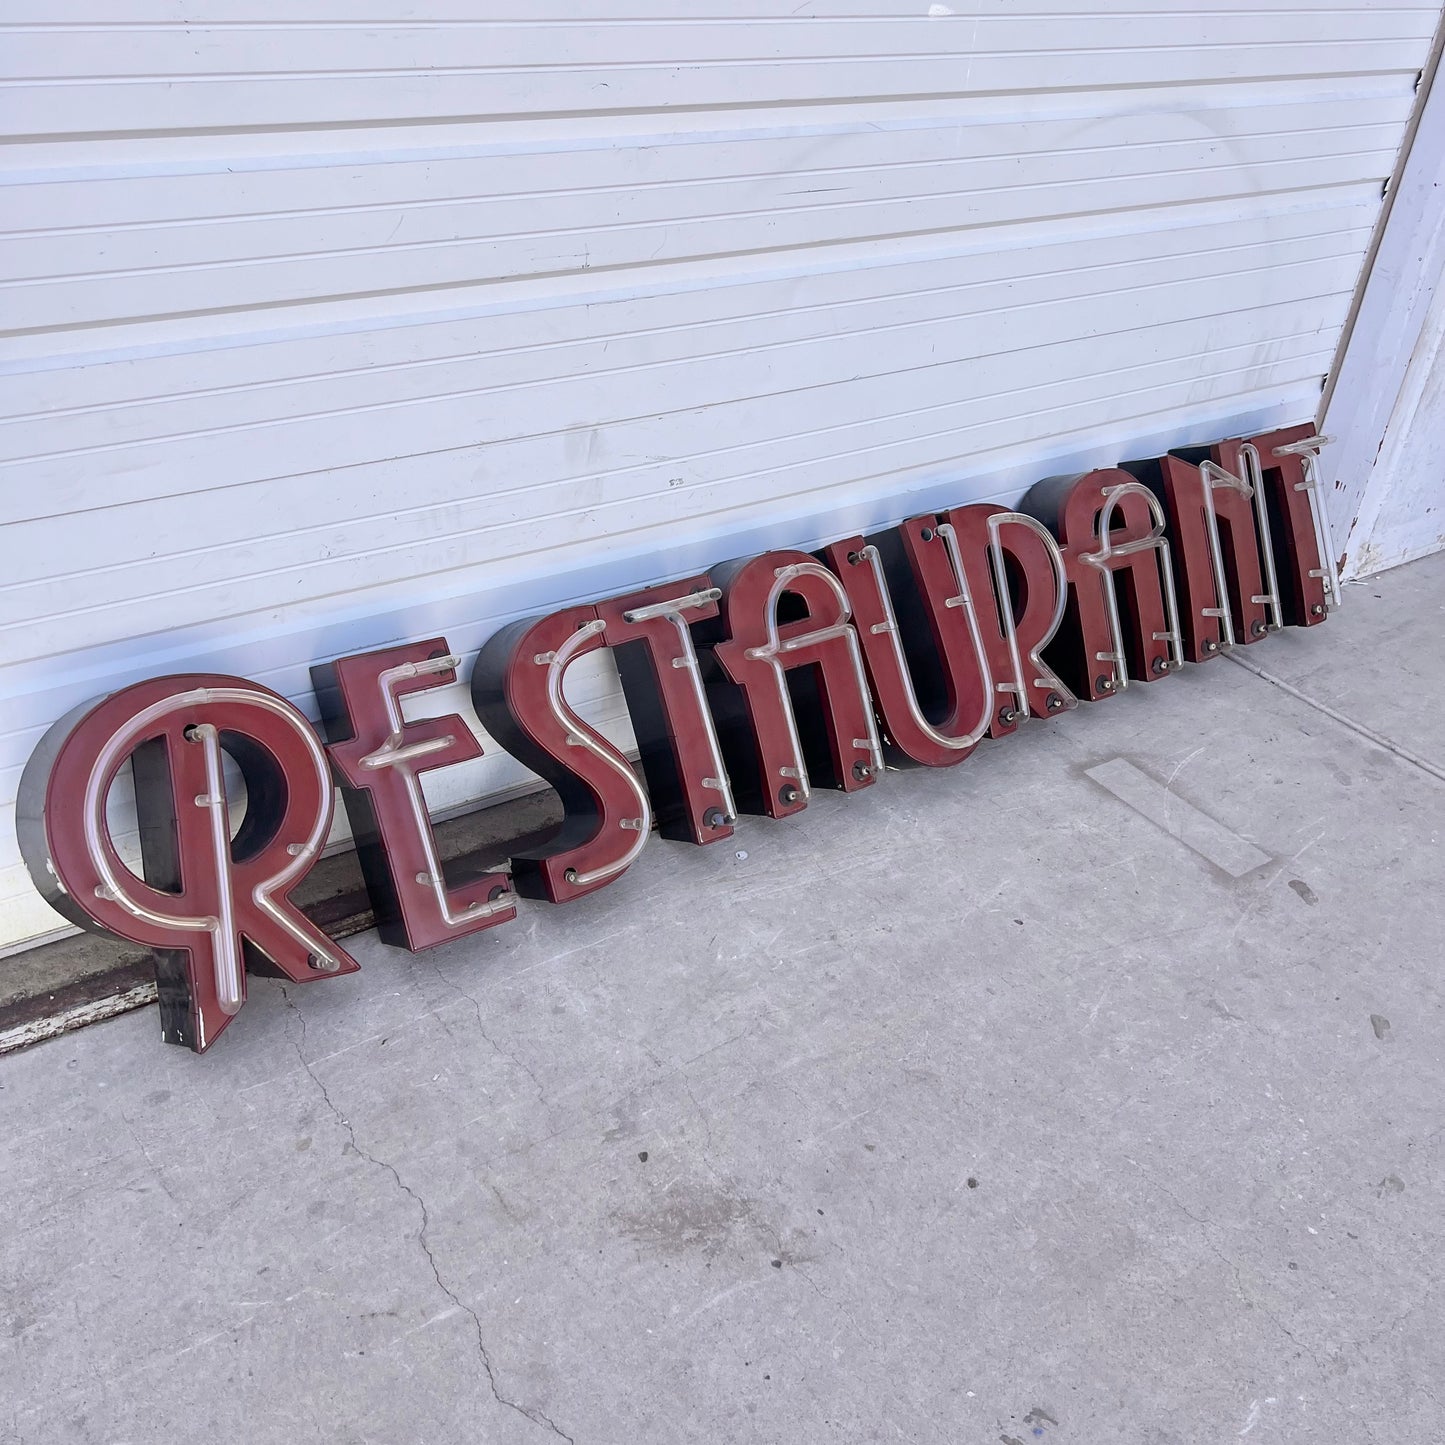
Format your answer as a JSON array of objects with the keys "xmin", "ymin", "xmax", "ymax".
[
  {"xmin": 1342, "ymin": 276, "xmax": 1445, "ymax": 575},
  {"xmin": 1321, "ymin": 21, "xmax": 1445, "ymax": 580},
  {"xmin": 1, "ymin": 2, "xmax": 1439, "ymax": 951}
]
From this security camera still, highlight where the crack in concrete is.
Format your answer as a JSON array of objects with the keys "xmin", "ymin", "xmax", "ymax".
[
  {"xmin": 676, "ymin": 1073, "xmax": 716, "ymax": 1157},
  {"xmin": 279, "ymin": 987, "xmax": 575, "ymax": 1445},
  {"xmin": 426, "ymin": 955, "xmax": 552, "ymax": 1114},
  {"xmin": 1353, "ymin": 1294, "xmax": 1428, "ymax": 1354},
  {"xmin": 1126, "ymin": 1157, "xmax": 1325, "ymax": 1371},
  {"xmin": 122, "ymin": 1114, "xmax": 180, "ymax": 1207}
]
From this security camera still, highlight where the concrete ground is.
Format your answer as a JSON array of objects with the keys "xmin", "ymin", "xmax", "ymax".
[{"xmin": 2, "ymin": 554, "xmax": 1442, "ymax": 1445}]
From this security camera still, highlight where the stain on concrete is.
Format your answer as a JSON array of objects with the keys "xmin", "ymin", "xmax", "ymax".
[
  {"xmin": 611, "ymin": 1178, "xmax": 760, "ymax": 1258},
  {"xmin": 1205, "ymin": 997, "xmax": 1245, "ymax": 1023},
  {"xmin": 602, "ymin": 1098, "xmax": 640, "ymax": 1143},
  {"xmin": 1370, "ymin": 1013, "xmax": 1391, "ymax": 1041},
  {"xmin": 1288, "ymin": 878, "xmax": 1320, "ymax": 905}
]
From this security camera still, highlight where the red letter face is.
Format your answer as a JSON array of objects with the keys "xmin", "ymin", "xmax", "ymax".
[
  {"xmin": 593, "ymin": 577, "xmax": 737, "ymax": 846},
  {"xmin": 1238, "ymin": 424, "xmax": 1338, "ymax": 626},
  {"xmin": 823, "ymin": 517, "xmax": 993, "ymax": 768},
  {"xmin": 471, "ymin": 608, "xmax": 651, "ymax": 904},
  {"xmin": 313, "ymin": 641, "xmax": 516, "ymax": 952},
  {"xmin": 1142, "ymin": 443, "xmax": 1275, "ymax": 661},
  {"xmin": 1019, "ymin": 468, "xmax": 1184, "ymax": 701},
  {"xmin": 16, "ymin": 676, "xmax": 359, "ymax": 1053},
  {"xmin": 939, "ymin": 504, "xmax": 1077, "ymax": 729},
  {"xmin": 708, "ymin": 551, "xmax": 881, "ymax": 818}
]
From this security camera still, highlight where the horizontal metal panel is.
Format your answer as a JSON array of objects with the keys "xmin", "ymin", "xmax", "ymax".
[
  {"xmin": 1, "ymin": 29, "xmax": 1433, "ymax": 137},
  {"xmin": 0, "ymin": 199, "xmax": 1377, "ymax": 485},
  {"xmin": 0, "ymin": 174, "xmax": 1386, "ymax": 430},
  {"xmin": 9, "ymin": 0, "xmax": 1442, "ymax": 19},
  {"xmin": 0, "ymin": 266, "xmax": 1362, "ymax": 542},
  {"xmin": 0, "ymin": 5, "xmax": 1434, "ymax": 950},
  {"xmin": 5, "ymin": 13, "xmax": 1438, "ymax": 89},
  {"xmin": 0, "ymin": 298, "xmax": 1345, "ymax": 673},
  {"xmin": 3, "ymin": 92, "xmax": 1409, "ymax": 239},
  {"xmin": 0, "ymin": 271, "xmax": 1360, "ymax": 638},
  {"xmin": 0, "ymin": 100, "xmax": 1410, "ymax": 331}
]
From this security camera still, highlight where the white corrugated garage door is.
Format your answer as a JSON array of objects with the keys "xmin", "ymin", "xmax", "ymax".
[{"xmin": 1, "ymin": 1, "xmax": 1439, "ymax": 950}]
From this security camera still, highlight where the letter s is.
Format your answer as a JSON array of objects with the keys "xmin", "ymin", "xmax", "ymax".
[{"xmin": 471, "ymin": 607, "xmax": 651, "ymax": 904}]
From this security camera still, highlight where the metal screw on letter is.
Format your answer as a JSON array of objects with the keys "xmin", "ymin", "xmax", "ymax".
[
  {"xmin": 1151, "ymin": 656, "xmax": 1168, "ymax": 676},
  {"xmin": 779, "ymin": 785, "xmax": 802, "ymax": 806},
  {"xmin": 919, "ymin": 527, "xmax": 935, "ymax": 542},
  {"xmin": 846, "ymin": 551, "xmax": 862, "ymax": 566},
  {"xmin": 1251, "ymin": 620, "xmax": 1268, "ymax": 638},
  {"xmin": 1046, "ymin": 693, "xmax": 1064, "ymax": 712},
  {"xmin": 703, "ymin": 807, "xmax": 730, "ymax": 829},
  {"xmin": 564, "ymin": 867, "xmax": 579, "ymax": 884},
  {"xmin": 1311, "ymin": 603, "xmax": 1325, "ymax": 617},
  {"xmin": 1097, "ymin": 675, "xmax": 1116, "ymax": 693},
  {"xmin": 998, "ymin": 707, "xmax": 1019, "ymax": 727},
  {"xmin": 1203, "ymin": 638, "xmax": 1219, "ymax": 654},
  {"xmin": 852, "ymin": 761, "xmax": 872, "ymax": 782}
]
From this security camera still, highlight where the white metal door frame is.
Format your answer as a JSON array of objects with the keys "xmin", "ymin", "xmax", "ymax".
[{"xmin": 1321, "ymin": 10, "xmax": 1445, "ymax": 577}]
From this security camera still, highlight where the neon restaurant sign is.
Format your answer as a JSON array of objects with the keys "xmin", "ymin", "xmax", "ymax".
[{"xmin": 18, "ymin": 425, "xmax": 1339, "ymax": 1053}]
